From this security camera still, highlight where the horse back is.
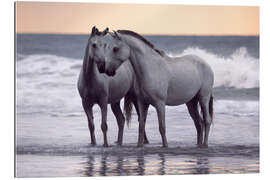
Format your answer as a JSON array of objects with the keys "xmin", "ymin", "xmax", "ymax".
[{"xmin": 168, "ymin": 54, "xmax": 213, "ymax": 82}]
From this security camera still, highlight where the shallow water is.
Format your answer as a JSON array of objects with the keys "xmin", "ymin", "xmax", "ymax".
[
  {"xmin": 17, "ymin": 151, "xmax": 259, "ymax": 177},
  {"xmin": 16, "ymin": 107, "xmax": 259, "ymax": 177}
]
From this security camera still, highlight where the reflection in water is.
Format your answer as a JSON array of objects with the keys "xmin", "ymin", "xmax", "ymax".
[
  {"xmin": 79, "ymin": 149, "xmax": 261, "ymax": 176},
  {"xmin": 83, "ymin": 155, "xmax": 94, "ymax": 177},
  {"xmin": 100, "ymin": 153, "xmax": 108, "ymax": 176},
  {"xmin": 193, "ymin": 156, "xmax": 209, "ymax": 174},
  {"xmin": 116, "ymin": 155, "xmax": 123, "ymax": 176},
  {"xmin": 136, "ymin": 153, "xmax": 145, "ymax": 175},
  {"xmin": 81, "ymin": 152, "xmax": 212, "ymax": 176},
  {"xmin": 158, "ymin": 153, "xmax": 166, "ymax": 175}
]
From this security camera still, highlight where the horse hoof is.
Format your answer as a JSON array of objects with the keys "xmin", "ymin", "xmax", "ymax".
[
  {"xmin": 117, "ymin": 142, "xmax": 122, "ymax": 147},
  {"xmin": 198, "ymin": 144, "xmax": 208, "ymax": 148},
  {"xmin": 137, "ymin": 143, "xmax": 144, "ymax": 148},
  {"xmin": 162, "ymin": 142, "xmax": 168, "ymax": 148},
  {"xmin": 103, "ymin": 144, "xmax": 109, "ymax": 147},
  {"xmin": 114, "ymin": 141, "xmax": 122, "ymax": 146},
  {"xmin": 90, "ymin": 142, "xmax": 96, "ymax": 146},
  {"xmin": 144, "ymin": 140, "xmax": 149, "ymax": 144}
]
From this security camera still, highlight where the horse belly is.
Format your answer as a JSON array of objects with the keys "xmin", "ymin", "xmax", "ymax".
[
  {"xmin": 166, "ymin": 86, "xmax": 199, "ymax": 105},
  {"xmin": 166, "ymin": 70, "xmax": 201, "ymax": 106}
]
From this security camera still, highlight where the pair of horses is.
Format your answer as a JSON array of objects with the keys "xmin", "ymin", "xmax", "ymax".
[{"xmin": 77, "ymin": 26, "xmax": 214, "ymax": 148}]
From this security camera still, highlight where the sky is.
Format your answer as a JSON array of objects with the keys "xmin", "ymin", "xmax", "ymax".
[{"xmin": 16, "ymin": 2, "xmax": 259, "ymax": 35}]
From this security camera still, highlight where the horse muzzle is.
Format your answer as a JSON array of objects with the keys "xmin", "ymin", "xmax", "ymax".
[
  {"xmin": 106, "ymin": 69, "xmax": 116, "ymax": 76},
  {"xmin": 96, "ymin": 61, "xmax": 106, "ymax": 73}
]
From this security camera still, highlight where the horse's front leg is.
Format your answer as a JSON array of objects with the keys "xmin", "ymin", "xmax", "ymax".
[
  {"xmin": 99, "ymin": 98, "xmax": 109, "ymax": 147},
  {"xmin": 82, "ymin": 100, "xmax": 96, "ymax": 145},
  {"xmin": 111, "ymin": 102, "xmax": 125, "ymax": 146},
  {"xmin": 137, "ymin": 100, "xmax": 149, "ymax": 147},
  {"xmin": 155, "ymin": 101, "xmax": 168, "ymax": 148}
]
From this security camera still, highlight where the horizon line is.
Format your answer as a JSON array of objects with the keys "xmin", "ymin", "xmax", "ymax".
[{"xmin": 15, "ymin": 32, "xmax": 260, "ymax": 36}]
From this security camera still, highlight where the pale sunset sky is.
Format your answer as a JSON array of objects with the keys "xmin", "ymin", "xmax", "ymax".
[{"xmin": 16, "ymin": 2, "xmax": 259, "ymax": 35}]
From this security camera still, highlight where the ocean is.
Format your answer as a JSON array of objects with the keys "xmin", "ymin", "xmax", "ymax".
[{"xmin": 16, "ymin": 34, "xmax": 259, "ymax": 177}]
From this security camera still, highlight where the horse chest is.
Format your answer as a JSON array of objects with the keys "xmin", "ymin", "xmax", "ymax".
[{"xmin": 84, "ymin": 84, "xmax": 108, "ymax": 102}]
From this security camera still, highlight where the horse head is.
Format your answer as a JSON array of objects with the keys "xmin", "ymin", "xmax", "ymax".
[
  {"xmin": 83, "ymin": 26, "xmax": 109, "ymax": 76},
  {"xmin": 99, "ymin": 31, "xmax": 131, "ymax": 76}
]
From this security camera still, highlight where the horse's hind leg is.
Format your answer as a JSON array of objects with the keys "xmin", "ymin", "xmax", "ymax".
[
  {"xmin": 82, "ymin": 100, "xmax": 96, "ymax": 145},
  {"xmin": 137, "ymin": 101, "xmax": 150, "ymax": 147},
  {"xmin": 186, "ymin": 96, "xmax": 204, "ymax": 145},
  {"xmin": 133, "ymin": 99, "xmax": 149, "ymax": 144},
  {"xmin": 199, "ymin": 94, "xmax": 213, "ymax": 147},
  {"xmin": 155, "ymin": 101, "xmax": 168, "ymax": 148},
  {"xmin": 111, "ymin": 102, "xmax": 125, "ymax": 146}
]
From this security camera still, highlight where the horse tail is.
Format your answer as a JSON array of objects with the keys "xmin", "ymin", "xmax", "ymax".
[
  {"xmin": 124, "ymin": 92, "xmax": 134, "ymax": 127},
  {"xmin": 209, "ymin": 94, "xmax": 214, "ymax": 123}
]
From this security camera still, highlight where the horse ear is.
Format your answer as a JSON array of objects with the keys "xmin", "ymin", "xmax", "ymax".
[
  {"xmin": 102, "ymin": 27, "xmax": 109, "ymax": 36},
  {"xmin": 109, "ymin": 32, "xmax": 114, "ymax": 37},
  {"xmin": 113, "ymin": 31, "xmax": 121, "ymax": 40},
  {"xmin": 91, "ymin": 26, "xmax": 97, "ymax": 35}
]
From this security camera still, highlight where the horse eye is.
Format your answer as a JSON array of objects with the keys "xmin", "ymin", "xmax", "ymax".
[
  {"xmin": 113, "ymin": 47, "xmax": 119, "ymax": 53},
  {"xmin": 92, "ymin": 43, "xmax": 97, "ymax": 48}
]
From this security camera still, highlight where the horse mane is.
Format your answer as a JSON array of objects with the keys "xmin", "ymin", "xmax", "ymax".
[{"xmin": 117, "ymin": 30, "xmax": 166, "ymax": 57}]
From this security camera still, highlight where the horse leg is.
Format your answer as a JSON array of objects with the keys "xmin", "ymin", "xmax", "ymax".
[
  {"xmin": 133, "ymin": 99, "xmax": 149, "ymax": 144},
  {"xmin": 111, "ymin": 102, "xmax": 125, "ymax": 146},
  {"xmin": 186, "ymin": 96, "xmax": 204, "ymax": 145},
  {"xmin": 99, "ymin": 98, "xmax": 109, "ymax": 147},
  {"xmin": 199, "ymin": 94, "xmax": 212, "ymax": 148},
  {"xmin": 155, "ymin": 101, "xmax": 168, "ymax": 148},
  {"xmin": 82, "ymin": 100, "xmax": 96, "ymax": 145},
  {"xmin": 137, "ymin": 100, "xmax": 149, "ymax": 147}
]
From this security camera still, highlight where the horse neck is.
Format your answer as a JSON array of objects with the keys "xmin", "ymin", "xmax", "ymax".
[
  {"xmin": 82, "ymin": 50, "xmax": 100, "ymax": 83},
  {"xmin": 123, "ymin": 35, "xmax": 165, "ymax": 82}
]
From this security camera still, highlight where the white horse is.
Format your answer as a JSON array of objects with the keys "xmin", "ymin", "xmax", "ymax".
[
  {"xmin": 77, "ymin": 27, "xmax": 149, "ymax": 147},
  {"xmin": 97, "ymin": 30, "xmax": 214, "ymax": 147}
]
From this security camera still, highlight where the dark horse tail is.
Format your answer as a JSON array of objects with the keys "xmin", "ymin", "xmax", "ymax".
[
  {"xmin": 124, "ymin": 91, "xmax": 134, "ymax": 127},
  {"xmin": 209, "ymin": 95, "xmax": 214, "ymax": 123}
]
